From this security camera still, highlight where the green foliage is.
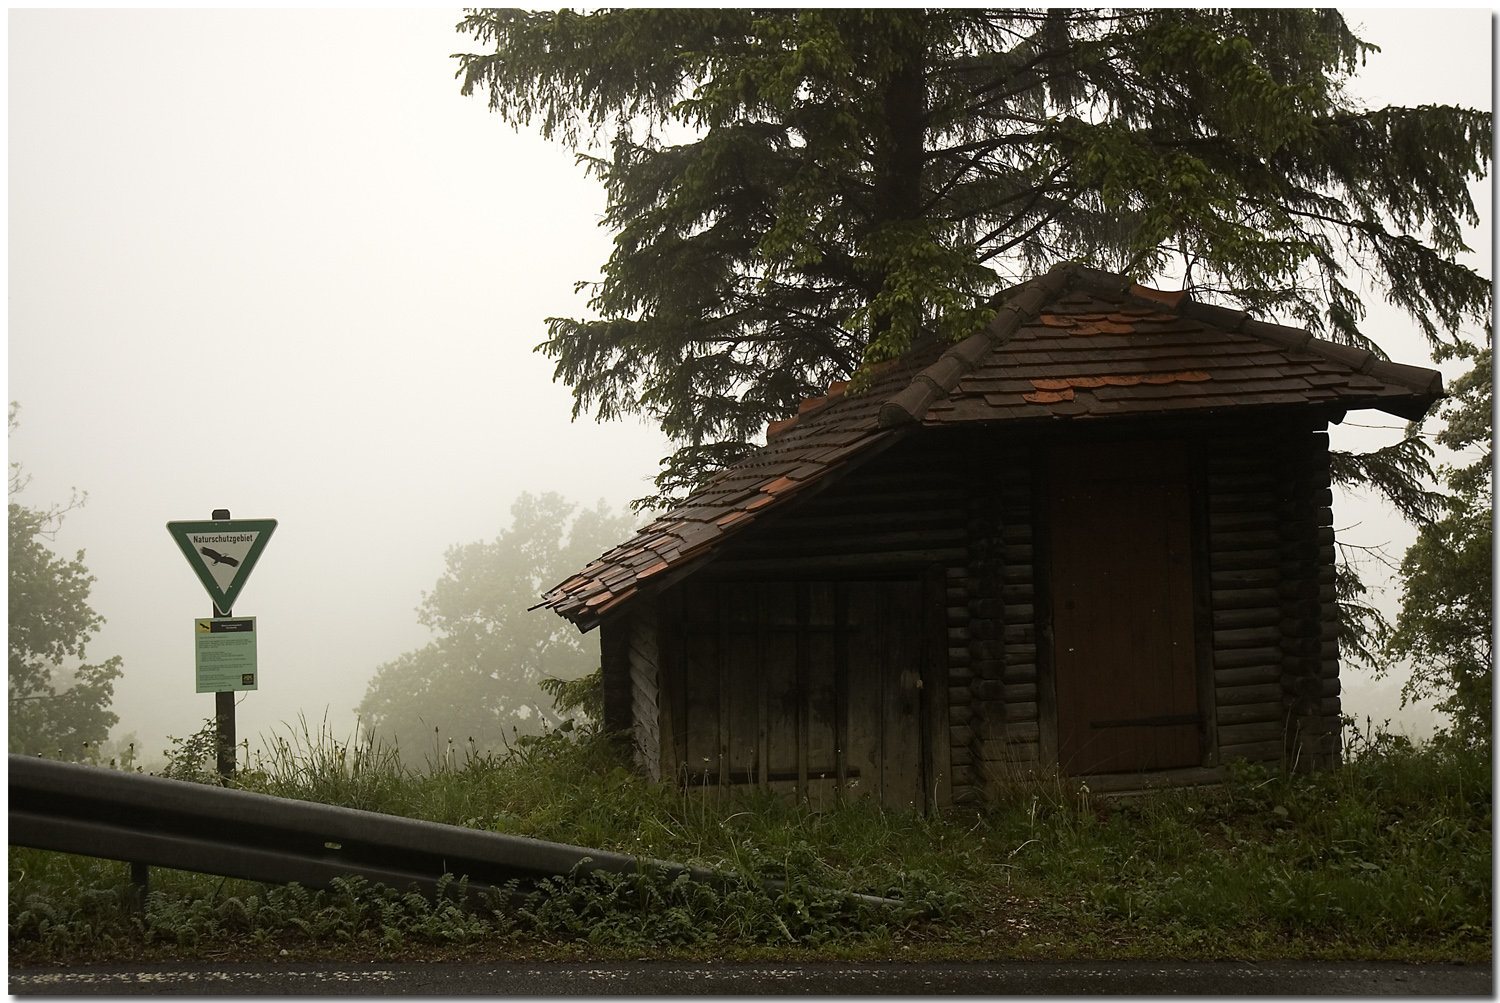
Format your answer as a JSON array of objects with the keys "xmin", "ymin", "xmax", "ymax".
[
  {"xmin": 995, "ymin": 732, "xmax": 1490, "ymax": 946},
  {"xmin": 355, "ymin": 493, "xmax": 635, "ymax": 751},
  {"xmin": 1331, "ymin": 547, "xmax": 1387, "ymax": 670},
  {"xmin": 7, "ymin": 404, "xmax": 122, "ymax": 761},
  {"xmin": 1329, "ymin": 437, "xmax": 1443, "ymax": 526},
  {"xmin": 537, "ymin": 670, "xmax": 602, "ymax": 722},
  {"xmin": 9, "ymin": 723, "xmax": 1490, "ymax": 963},
  {"xmin": 1427, "ymin": 342, "xmax": 1493, "ymax": 495},
  {"xmin": 456, "ymin": 10, "xmax": 1490, "ymax": 505},
  {"xmin": 1327, "ymin": 434, "xmax": 1447, "ymax": 668},
  {"xmin": 157, "ymin": 718, "xmax": 223, "ymax": 784},
  {"xmin": 507, "ymin": 864, "xmax": 901, "ymax": 950},
  {"xmin": 8, "ymin": 862, "xmax": 499, "ymax": 954},
  {"xmin": 242, "ymin": 716, "xmax": 414, "ymax": 812},
  {"xmin": 1384, "ymin": 343, "xmax": 1492, "ymax": 746},
  {"xmin": 1385, "ymin": 497, "xmax": 1492, "ymax": 743}
]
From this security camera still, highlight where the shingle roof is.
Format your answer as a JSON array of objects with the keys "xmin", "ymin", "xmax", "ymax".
[{"xmin": 541, "ymin": 262, "xmax": 1442, "ymax": 630}]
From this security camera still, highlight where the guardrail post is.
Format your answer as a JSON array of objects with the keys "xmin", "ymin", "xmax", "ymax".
[{"xmin": 129, "ymin": 861, "xmax": 149, "ymax": 912}]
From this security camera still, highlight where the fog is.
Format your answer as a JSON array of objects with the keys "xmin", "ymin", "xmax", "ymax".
[{"xmin": 8, "ymin": 9, "xmax": 1489, "ymax": 765}]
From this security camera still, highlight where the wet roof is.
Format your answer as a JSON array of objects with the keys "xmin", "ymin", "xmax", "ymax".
[{"xmin": 541, "ymin": 262, "xmax": 1442, "ymax": 631}]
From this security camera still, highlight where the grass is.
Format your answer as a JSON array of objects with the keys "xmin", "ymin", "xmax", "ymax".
[{"xmin": 9, "ymin": 718, "xmax": 1492, "ymax": 965}]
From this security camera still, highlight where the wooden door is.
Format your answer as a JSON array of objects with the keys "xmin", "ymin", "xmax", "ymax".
[
  {"xmin": 1048, "ymin": 440, "xmax": 1200, "ymax": 775},
  {"xmin": 671, "ymin": 580, "xmax": 935, "ymax": 809},
  {"xmin": 845, "ymin": 581, "xmax": 924, "ymax": 808}
]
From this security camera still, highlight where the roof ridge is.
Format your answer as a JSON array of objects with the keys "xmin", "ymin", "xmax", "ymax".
[{"xmin": 877, "ymin": 262, "xmax": 1078, "ymax": 427}]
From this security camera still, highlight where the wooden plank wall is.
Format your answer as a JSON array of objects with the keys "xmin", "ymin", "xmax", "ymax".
[
  {"xmin": 648, "ymin": 579, "xmax": 937, "ymax": 806},
  {"xmin": 599, "ymin": 617, "xmax": 632, "ymax": 735},
  {"xmin": 689, "ymin": 436, "xmax": 967, "ymax": 806},
  {"xmin": 627, "ymin": 606, "xmax": 664, "ymax": 782},
  {"xmin": 1204, "ymin": 430, "xmax": 1290, "ymax": 763},
  {"xmin": 599, "ymin": 607, "xmax": 667, "ymax": 781}
]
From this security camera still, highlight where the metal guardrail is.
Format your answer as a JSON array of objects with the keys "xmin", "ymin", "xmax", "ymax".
[
  {"xmin": 8, "ymin": 755, "xmax": 904, "ymax": 910},
  {"xmin": 8, "ymin": 755, "xmax": 722, "ymax": 902}
]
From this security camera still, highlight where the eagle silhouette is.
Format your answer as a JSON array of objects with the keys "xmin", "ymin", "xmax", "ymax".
[{"xmin": 199, "ymin": 547, "xmax": 240, "ymax": 568}]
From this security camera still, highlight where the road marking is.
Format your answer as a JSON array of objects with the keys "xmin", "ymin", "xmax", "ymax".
[{"xmin": 12, "ymin": 970, "xmax": 399, "ymax": 985}]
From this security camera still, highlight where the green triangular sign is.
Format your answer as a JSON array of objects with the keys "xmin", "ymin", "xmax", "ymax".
[{"xmin": 167, "ymin": 519, "xmax": 277, "ymax": 613}]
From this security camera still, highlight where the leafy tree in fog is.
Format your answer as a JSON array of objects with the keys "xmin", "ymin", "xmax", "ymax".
[
  {"xmin": 8, "ymin": 404, "xmax": 122, "ymax": 760},
  {"xmin": 356, "ymin": 492, "xmax": 635, "ymax": 752},
  {"xmin": 456, "ymin": 9, "xmax": 1490, "ymax": 507},
  {"xmin": 1383, "ymin": 344, "xmax": 1492, "ymax": 747}
]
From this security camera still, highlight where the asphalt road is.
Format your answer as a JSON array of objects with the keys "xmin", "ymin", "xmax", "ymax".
[{"xmin": 8, "ymin": 960, "xmax": 1492, "ymax": 995}]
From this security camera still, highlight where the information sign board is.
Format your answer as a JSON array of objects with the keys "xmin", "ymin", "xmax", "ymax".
[{"xmin": 195, "ymin": 617, "xmax": 258, "ymax": 693}]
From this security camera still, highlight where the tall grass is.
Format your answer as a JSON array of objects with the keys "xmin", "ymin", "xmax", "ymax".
[
  {"xmin": 987, "ymin": 732, "xmax": 1490, "ymax": 952},
  {"xmin": 9, "ymin": 717, "xmax": 1491, "ymax": 963}
]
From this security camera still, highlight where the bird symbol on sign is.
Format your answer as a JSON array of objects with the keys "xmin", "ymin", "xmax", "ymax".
[{"xmin": 199, "ymin": 547, "xmax": 240, "ymax": 568}]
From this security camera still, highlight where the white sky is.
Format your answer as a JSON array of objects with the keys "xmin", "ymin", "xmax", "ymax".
[{"xmin": 6, "ymin": 9, "xmax": 1492, "ymax": 764}]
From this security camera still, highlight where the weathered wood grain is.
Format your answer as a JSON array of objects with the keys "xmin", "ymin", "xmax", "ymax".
[
  {"xmin": 1218, "ymin": 719, "xmax": 1290, "ymax": 749},
  {"xmin": 1214, "ymin": 663, "xmax": 1282, "ymax": 687},
  {"xmin": 1215, "ymin": 682, "xmax": 1283, "ymax": 705},
  {"xmin": 1216, "ymin": 701, "xmax": 1285, "ymax": 727},
  {"xmin": 1214, "ymin": 626, "xmax": 1282, "ymax": 648},
  {"xmin": 1219, "ymin": 738, "xmax": 1285, "ymax": 763},
  {"xmin": 1210, "ymin": 549, "xmax": 1282, "ymax": 571},
  {"xmin": 1213, "ymin": 607, "xmax": 1280, "ymax": 630},
  {"xmin": 1214, "ymin": 646, "xmax": 1283, "ymax": 668}
]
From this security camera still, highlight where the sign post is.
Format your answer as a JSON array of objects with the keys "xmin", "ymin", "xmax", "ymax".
[{"xmin": 167, "ymin": 509, "xmax": 277, "ymax": 778}]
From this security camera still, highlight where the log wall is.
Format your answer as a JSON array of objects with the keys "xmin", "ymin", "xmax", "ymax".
[
  {"xmin": 705, "ymin": 439, "xmax": 969, "ymax": 580},
  {"xmin": 601, "ymin": 417, "xmax": 1343, "ymax": 804},
  {"xmin": 1203, "ymin": 422, "xmax": 1341, "ymax": 769},
  {"xmin": 952, "ymin": 448, "xmax": 1041, "ymax": 802},
  {"xmin": 953, "ymin": 418, "xmax": 1342, "ymax": 787},
  {"xmin": 1278, "ymin": 429, "xmax": 1341, "ymax": 769}
]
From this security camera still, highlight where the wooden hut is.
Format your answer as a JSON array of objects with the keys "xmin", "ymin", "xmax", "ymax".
[{"xmin": 539, "ymin": 263, "xmax": 1443, "ymax": 808}]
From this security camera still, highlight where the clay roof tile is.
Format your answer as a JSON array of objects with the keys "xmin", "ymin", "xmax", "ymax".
[{"xmin": 798, "ymin": 396, "xmax": 827, "ymax": 414}]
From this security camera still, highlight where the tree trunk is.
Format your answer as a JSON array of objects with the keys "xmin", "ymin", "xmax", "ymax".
[{"xmin": 869, "ymin": 15, "xmax": 928, "ymax": 340}]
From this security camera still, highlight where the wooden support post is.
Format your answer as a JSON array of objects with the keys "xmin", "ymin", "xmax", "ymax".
[
  {"xmin": 715, "ymin": 582, "xmax": 728, "ymax": 793},
  {"xmin": 833, "ymin": 583, "xmax": 849, "ymax": 796},
  {"xmin": 211, "ymin": 507, "xmax": 236, "ymax": 779},
  {"xmin": 755, "ymin": 584, "xmax": 769, "ymax": 792},
  {"xmin": 795, "ymin": 581, "xmax": 810, "ymax": 802}
]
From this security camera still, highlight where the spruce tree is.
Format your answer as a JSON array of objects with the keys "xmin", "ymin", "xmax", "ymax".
[{"xmin": 457, "ymin": 9, "xmax": 1489, "ymax": 505}]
